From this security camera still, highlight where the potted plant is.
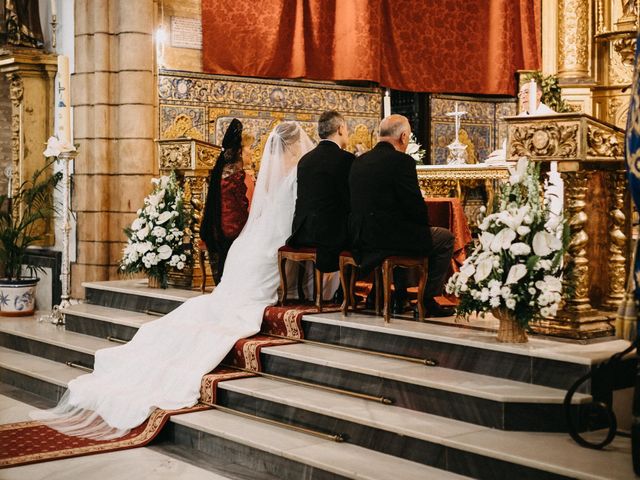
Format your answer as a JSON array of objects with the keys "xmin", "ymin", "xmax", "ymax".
[
  {"xmin": 119, "ymin": 171, "xmax": 192, "ymax": 288},
  {"xmin": 0, "ymin": 160, "xmax": 62, "ymax": 316},
  {"xmin": 445, "ymin": 158, "xmax": 569, "ymax": 342}
]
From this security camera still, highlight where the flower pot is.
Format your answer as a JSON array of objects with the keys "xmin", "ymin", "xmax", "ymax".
[
  {"xmin": 0, "ymin": 278, "xmax": 40, "ymax": 317},
  {"xmin": 493, "ymin": 308, "xmax": 528, "ymax": 343},
  {"xmin": 147, "ymin": 276, "xmax": 162, "ymax": 289}
]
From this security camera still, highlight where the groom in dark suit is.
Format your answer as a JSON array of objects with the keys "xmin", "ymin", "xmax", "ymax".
[
  {"xmin": 288, "ymin": 111, "xmax": 355, "ymax": 273},
  {"xmin": 349, "ymin": 114, "xmax": 454, "ymax": 317}
]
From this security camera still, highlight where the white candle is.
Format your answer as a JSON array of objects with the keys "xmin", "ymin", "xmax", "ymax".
[
  {"xmin": 528, "ymin": 79, "xmax": 537, "ymax": 115},
  {"xmin": 56, "ymin": 55, "xmax": 72, "ymax": 143},
  {"xmin": 383, "ymin": 88, "xmax": 391, "ymax": 117},
  {"xmin": 454, "ymin": 102, "xmax": 460, "ymax": 140},
  {"xmin": 50, "ymin": 0, "xmax": 57, "ymax": 17}
]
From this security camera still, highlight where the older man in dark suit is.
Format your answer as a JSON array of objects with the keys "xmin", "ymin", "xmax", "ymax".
[
  {"xmin": 288, "ymin": 110, "xmax": 355, "ymax": 273},
  {"xmin": 349, "ymin": 114, "xmax": 454, "ymax": 317}
]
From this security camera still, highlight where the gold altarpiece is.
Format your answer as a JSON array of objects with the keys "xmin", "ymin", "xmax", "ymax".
[
  {"xmin": 0, "ymin": 48, "xmax": 57, "ymax": 245},
  {"xmin": 505, "ymin": 112, "xmax": 628, "ymax": 340}
]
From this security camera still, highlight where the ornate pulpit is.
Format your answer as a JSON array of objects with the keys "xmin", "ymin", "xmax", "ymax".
[
  {"xmin": 505, "ymin": 112, "xmax": 628, "ymax": 340},
  {"xmin": 156, "ymin": 138, "xmax": 221, "ymax": 289}
]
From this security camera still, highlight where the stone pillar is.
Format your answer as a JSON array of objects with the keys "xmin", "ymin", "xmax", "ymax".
[
  {"xmin": 557, "ymin": 0, "xmax": 590, "ymax": 80},
  {"xmin": 71, "ymin": 0, "xmax": 156, "ymax": 297}
]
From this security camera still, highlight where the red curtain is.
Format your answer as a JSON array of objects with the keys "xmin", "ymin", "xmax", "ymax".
[{"xmin": 202, "ymin": 0, "xmax": 540, "ymax": 95}]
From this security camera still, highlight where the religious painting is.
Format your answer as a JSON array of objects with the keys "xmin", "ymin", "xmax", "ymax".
[
  {"xmin": 158, "ymin": 71, "xmax": 382, "ymax": 172},
  {"xmin": 428, "ymin": 95, "xmax": 516, "ymax": 165}
]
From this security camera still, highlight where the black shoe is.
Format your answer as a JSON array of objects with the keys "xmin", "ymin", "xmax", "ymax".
[
  {"xmin": 422, "ymin": 300, "xmax": 455, "ymax": 318},
  {"xmin": 392, "ymin": 297, "xmax": 410, "ymax": 315},
  {"xmin": 332, "ymin": 286, "xmax": 344, "ymax": 305}
]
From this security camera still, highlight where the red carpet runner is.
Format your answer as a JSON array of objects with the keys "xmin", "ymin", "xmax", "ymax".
[{"xmin": 0, "ymin": 304, "xmax": 331, "ymax": 469}]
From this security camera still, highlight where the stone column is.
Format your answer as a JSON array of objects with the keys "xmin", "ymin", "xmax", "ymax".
[
  {"xmin": 557, "ymin": 0, "xmax": 591, "ymax": 80},
  {"xmin": 71, "ymin": 0, "xmax": 156, "ymax": 297}
]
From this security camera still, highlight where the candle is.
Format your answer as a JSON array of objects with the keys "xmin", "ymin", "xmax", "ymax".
[
  {"xmin": 528, "ymin": 79, "xmax": 537, "ymax": 115},
  {"xmin": 454, "ymin": 102, "xmax": 460, "ymax": 140},
  {"xmin": 383, "ymin": 88, "xmax": 391, "ymax": 117},
  {"xmin": 50, "ymin": 0, "xmax": 57, "ymax": 17},
  {"xmin": 56, "ymin": 55, "xmax": 72, "ymax": 143}
]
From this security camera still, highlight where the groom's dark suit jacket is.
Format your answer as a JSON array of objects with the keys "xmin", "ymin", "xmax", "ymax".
[
  {"xmin": 287, "ymin": 140, "xmax": 354, "ymax": 272},
  {"xmin": 348, "ymin": 141, "xmax": 432, "ymax": 271}
]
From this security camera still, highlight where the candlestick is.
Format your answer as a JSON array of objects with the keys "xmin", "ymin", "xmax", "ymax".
[
  {"xmin": 4, "ymin": 166, "xmax": 11, "ymax": 199},
  {"xmin": 383, "ymin": 88, "xmax": 391, "ymax": 117},
  {"xmin": 528, "ymin": 79, "xmax": 537, "ymax": 115},
  {"xmin": 56, "ymin": 55, "xmax": 72, "ymax": 143}
]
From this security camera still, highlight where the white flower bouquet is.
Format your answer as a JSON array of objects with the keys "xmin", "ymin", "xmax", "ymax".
[
  {"xmin": 119, "ymin": 172, "xmax": 191, "ymax": 288},
  {"xmin": 406, "ymin": 133, "xmax": 426, "ymax": 163},
  {"xmin": 445, "ymin": 158, "xmax": 568, "ymax": 331}
]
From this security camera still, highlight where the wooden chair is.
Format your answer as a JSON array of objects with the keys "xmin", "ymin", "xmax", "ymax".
[
  {"xmin": 381, "ymin": 256, "xmax": 429, "ymax": 323},
  {"xmin": 277, "ymin": 246, "xmax": 323, "ymax": 312},
  {"xmin": 339, "ymin": 252, "xmax": 381, "ymax": 316}
]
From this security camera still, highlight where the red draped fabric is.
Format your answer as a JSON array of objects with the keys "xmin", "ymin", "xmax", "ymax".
[{"xmin": 202, "ymin": 0, "xmax": 540, "ymax": 95}]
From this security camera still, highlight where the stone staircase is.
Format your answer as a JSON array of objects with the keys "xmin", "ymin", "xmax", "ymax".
[{"xmin": 0, "ymin": 279, "xmax": 636, "ymax": 479}]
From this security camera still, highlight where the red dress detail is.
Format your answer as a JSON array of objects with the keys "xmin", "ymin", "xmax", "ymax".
[{"xmin": 220, "ymin": 165, "xmax": 249, "ymax": 239}]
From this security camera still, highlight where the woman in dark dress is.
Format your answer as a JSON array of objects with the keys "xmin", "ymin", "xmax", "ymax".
[{"xmin": 200, "ymin": 119, "xmax": 250, "ymax": 284}]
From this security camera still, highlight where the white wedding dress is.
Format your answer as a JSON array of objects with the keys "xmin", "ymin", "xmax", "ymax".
[{"xmin": 33, "ymin": 122, "xmax": 315, "ymax": 439}]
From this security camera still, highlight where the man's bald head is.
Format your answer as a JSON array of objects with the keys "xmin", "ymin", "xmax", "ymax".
[{"xmin": 378, "ymin": 114, "xmax": 411, "ymax": 152}]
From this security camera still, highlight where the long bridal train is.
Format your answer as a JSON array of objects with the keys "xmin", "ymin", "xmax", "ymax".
[{"xmin": 32, "ymin": 122, "xmax": 315, "ymax": 440}]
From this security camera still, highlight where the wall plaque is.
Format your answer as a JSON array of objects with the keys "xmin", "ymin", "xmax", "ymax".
[{"xmin": 170, "ymin": 17, "xmax": 202, "ymax": 50}]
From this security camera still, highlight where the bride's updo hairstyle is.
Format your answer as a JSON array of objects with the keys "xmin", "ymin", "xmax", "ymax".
[{"xmin": 269, "ymin": 121, "xmax": 301, "ymax": 155}]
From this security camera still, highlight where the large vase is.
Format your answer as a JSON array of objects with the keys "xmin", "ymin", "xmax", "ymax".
[
  {"xmin": 493, "ymin": 308, "xmax": 528, "ymax": 343},
  {"xmin": 0, "ymin": 278, "xmax": 40, "ymax": 317},
  {"xmin": 147, "ymin": 276, "xmax": 162, "ymax": 289}
]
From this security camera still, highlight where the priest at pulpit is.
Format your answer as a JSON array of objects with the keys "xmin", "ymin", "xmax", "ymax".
[{"xmin": 518, "ymin": 80, "xmax": 556, "ymax": 116}]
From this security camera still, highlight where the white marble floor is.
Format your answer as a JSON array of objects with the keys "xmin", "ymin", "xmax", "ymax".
[{"xmin": 0, "ymin": 394, "xmax": 234, "ymax": 480}]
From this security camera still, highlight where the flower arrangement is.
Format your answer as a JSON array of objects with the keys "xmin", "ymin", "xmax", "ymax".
[
  {"xmin": 445, "ymin": 158, "xmax": 568, "ymax": 341},
  {"xmin": 119, "ymin": 172, "xmax": 191, "ymax": 288},
  {"xmin": 406, "ymin": 133, "xmax": 426, "ymax": 163}
]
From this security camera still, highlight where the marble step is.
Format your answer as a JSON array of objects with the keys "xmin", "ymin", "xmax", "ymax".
[
  {"xmin": 63, "ymin": 303, "xmax": 156, "ymax": 342},
  {"xmin": 258, "ymin": 342, "xmax": 591, "ymax": 431},
  {"xmin": 166, "ymin": 408, "xmax": 470, "ymax": 480},
  {"xmin": 215, "ymin": 376, "xmax": 633, "ymax": 480},
  {"xmin": 0, "ymin": 346, "xmax": 83, "ymax": 402},
  {"xmin": 83, "ymin": 280, "xmax": 200, "ymax": 316},
  {"xmin": 73, "ymin": 280, "xmax": 635, "ymax": 394},
  {"xmin": 301, "ymin": 311, "xmax": 636, "ymax": 394},
  {"xmin": 0, "ymin": 316, "xmax": 592, "ymax": 432}
]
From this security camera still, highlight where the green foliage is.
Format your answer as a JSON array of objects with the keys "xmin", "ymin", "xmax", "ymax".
[{"xmin": 0, "ymin": 162, "xmax": 61, "ymax": 280}]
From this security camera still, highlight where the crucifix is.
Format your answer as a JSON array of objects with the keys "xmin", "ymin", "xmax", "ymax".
[{"xmin": 445, "ymin": 102, "xmax": 467, "ymax": 165}]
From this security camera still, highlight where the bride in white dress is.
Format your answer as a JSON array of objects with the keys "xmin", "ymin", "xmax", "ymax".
[{"xmin": 33, "ymin": 121, "xmax": 315, "ymax": 439}]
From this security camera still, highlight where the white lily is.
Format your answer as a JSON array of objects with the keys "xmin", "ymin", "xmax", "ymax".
[
  {"xmin": 508, "ymin": 157, "xmax": 528, "ymax": 185},
  {"xmin": 505, "ymin": 264, "xmax": 527, "ymax": 284},
  {"xmin": 43, "ymin": 136, "xmax": 76, "ymax": 158},
  {"xmin": 490, "ymin": 228, "xmax": 516, "ymax": 252},
  {"xmin": 474, "ymin": 257, "xmax": 494, "ymax": 282},
  {"xmin": 156, "ymin": 211, "xmax": 173, "ymax": 225},
  {"xmin": 532, "ymin": 231, "xmax": 562, "ymax": 257}
]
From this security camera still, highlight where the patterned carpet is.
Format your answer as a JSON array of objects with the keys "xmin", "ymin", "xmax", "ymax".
[{"xmin": 0, "ymin": 304, "xmax": 329, "ymax": 469}]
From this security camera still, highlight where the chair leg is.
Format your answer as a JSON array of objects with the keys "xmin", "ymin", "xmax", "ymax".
[
  {"xmin": 339, "ymin": 259, "xmax": 349, "ymax": 316},
  {"xmin": 297, "ymin": 262, "xmax": 306, "ymax": 302},
  {"xmin": 278, "ymin": 255, "xmax": 288, "ymax": 305},
  {"xmin": 349, "ymin": 265, "xmax": 357, "ymax": 311},
  {"xmin": 416, "ymin": 260, "xmax": 428, "ymax": 322},
  {"xmin": 382, "ymin": 261, "xmax": 392, "ymax": 324},
  {"xmin": 374, "ymin": 267, "xmax": 382, "ymax": 316},
  {"xmin": 315, "ymin": 267, "xmax": 323, "ymax": 312}
]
